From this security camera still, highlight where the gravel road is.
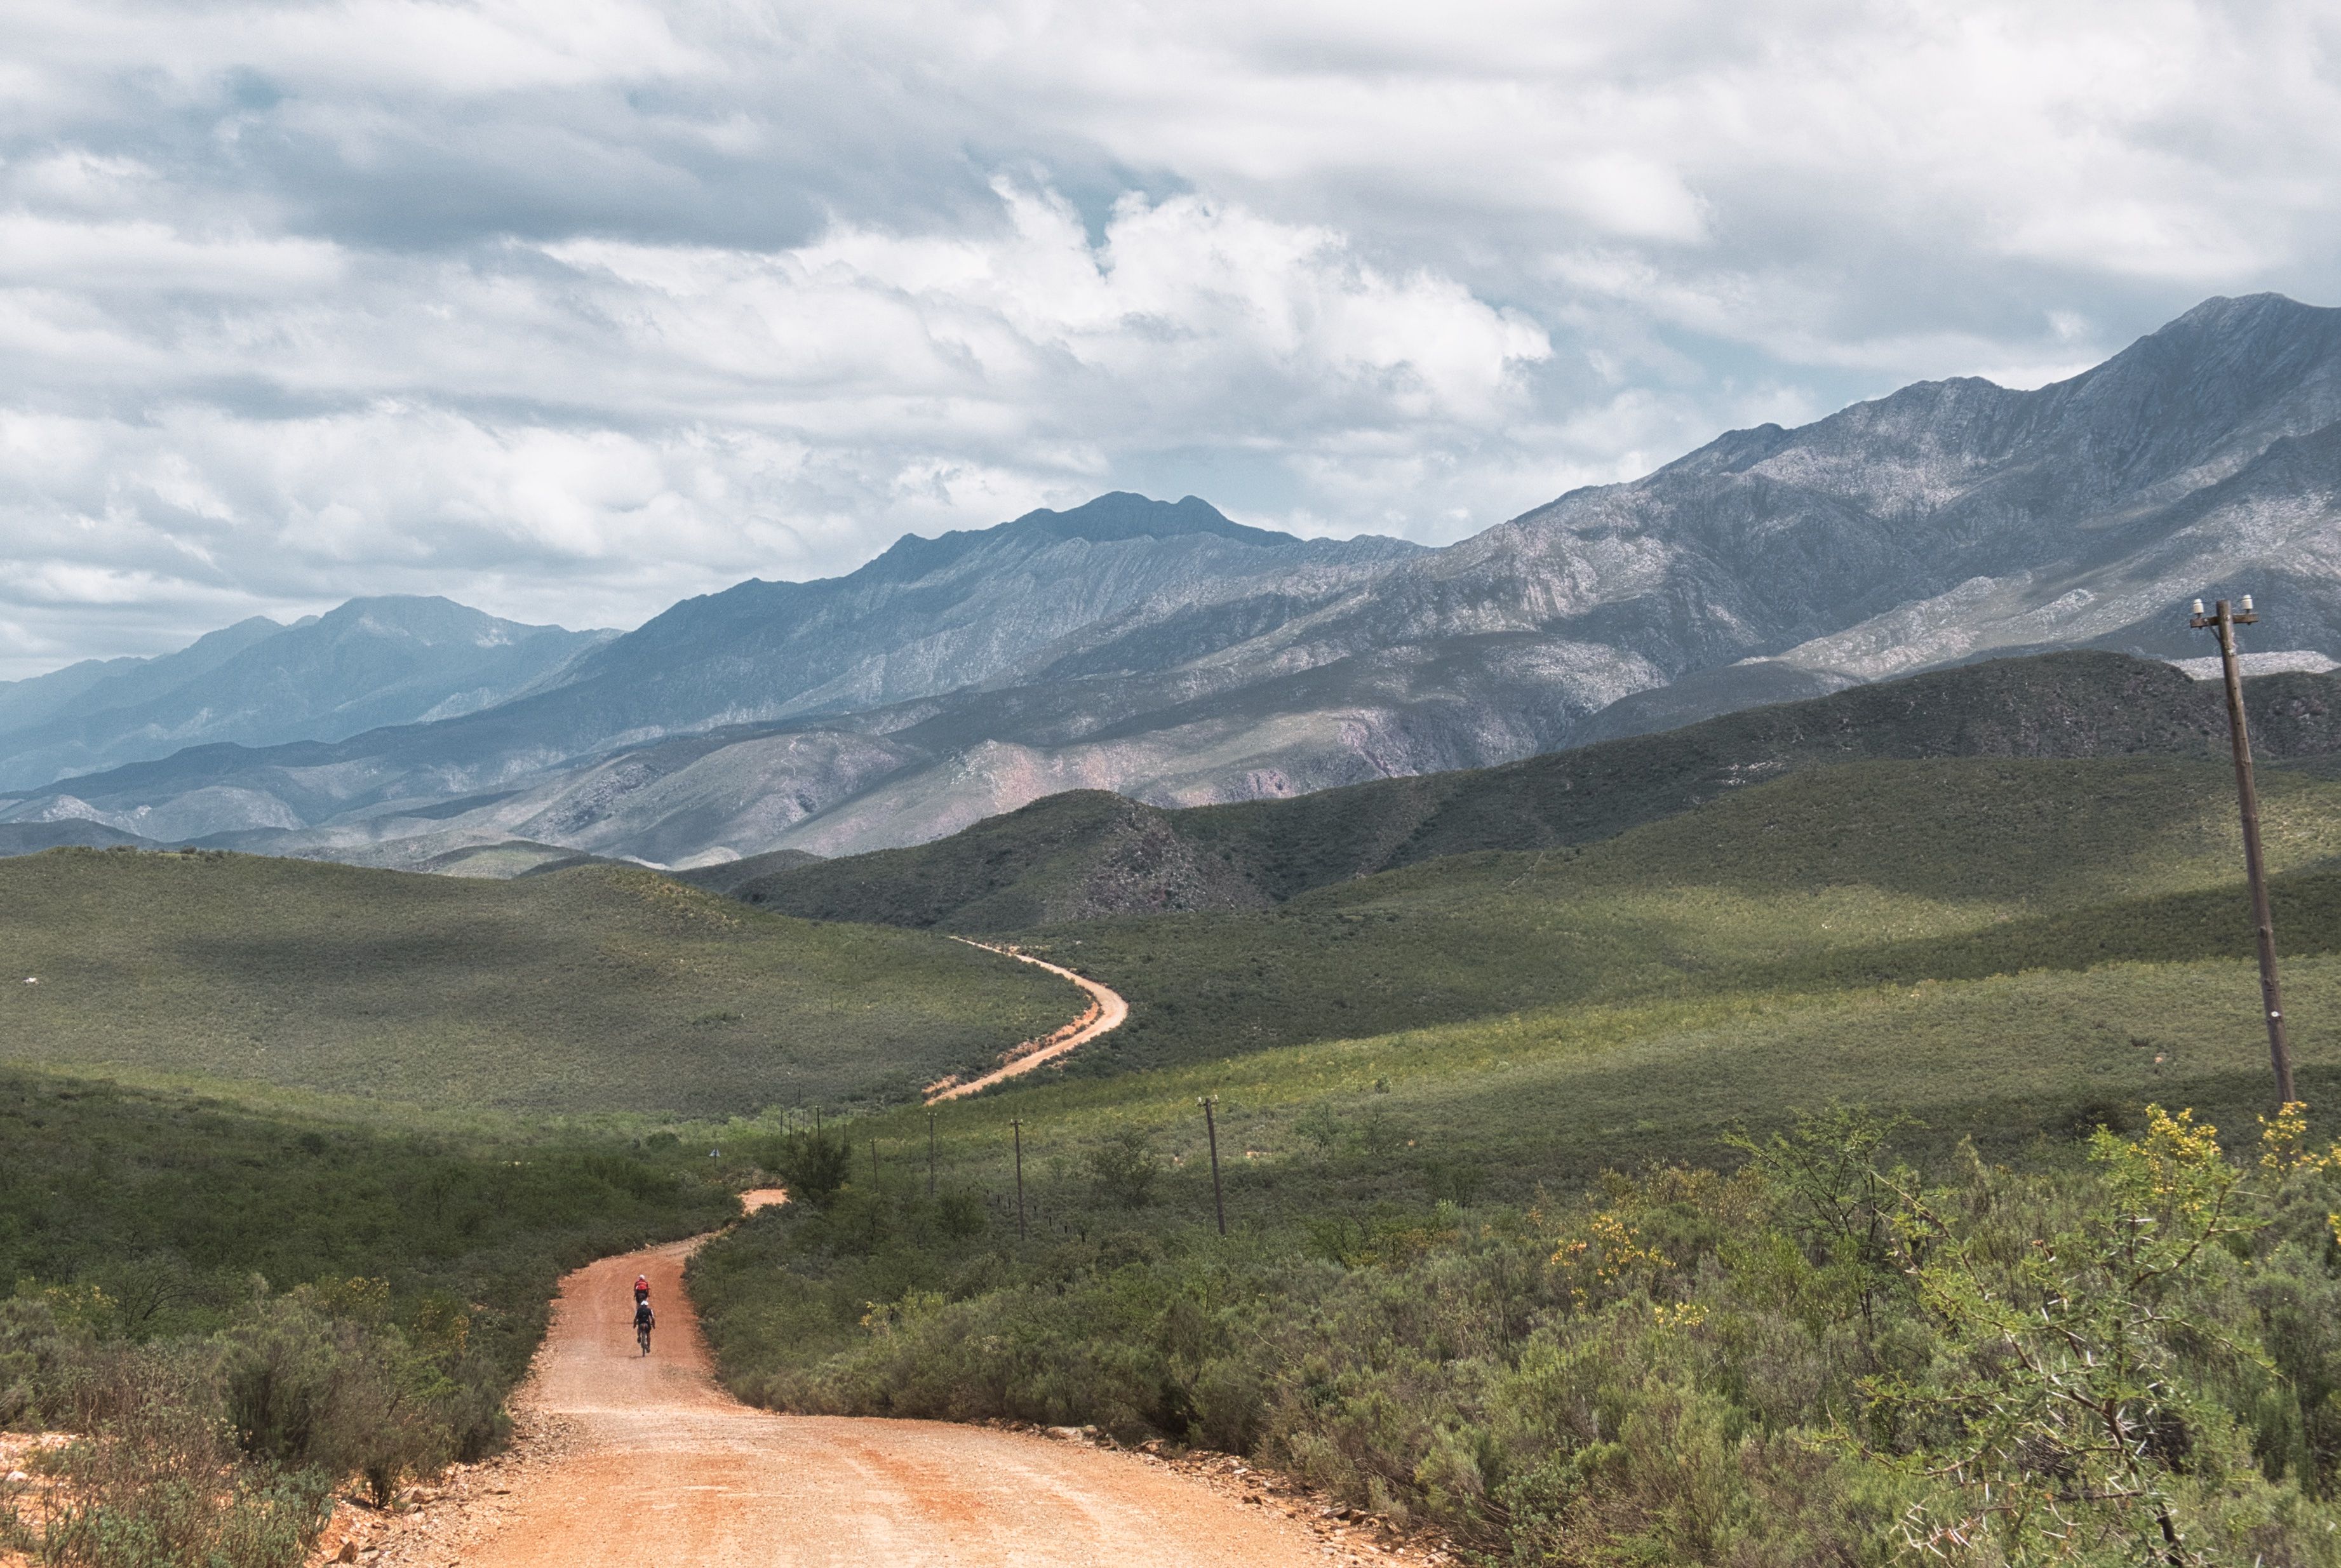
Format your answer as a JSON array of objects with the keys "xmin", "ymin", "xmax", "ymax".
[
  {"xmin": 927, "ymin": 941, "xmax": 1129, "ymax": 1102},
  {"xmin": 453, "ymin": 1227, "xmax": 1362, "ymax": 1567}
]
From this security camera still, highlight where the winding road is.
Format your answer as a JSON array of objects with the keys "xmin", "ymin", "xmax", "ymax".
[
  {"xmin": 926, "ymin": 941, "xmax": 1129, "ymax": 1102},
  {"xmin": 453, "ymin": 1212, "xmax": 1358, "ymax": 1567},
  {"xmin": 345, "ymin": 948, "xmax": 1348, "ymax": 1565}
]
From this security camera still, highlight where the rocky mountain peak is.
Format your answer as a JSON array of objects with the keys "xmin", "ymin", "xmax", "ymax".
[
  {"xmin": 1004, "ymin": 492, "xmax": 1291, "ymax": 547},
  {"xmin": 320, "ymin": 595, "xmax": 582, "ymax": 648},
  {"xmin": 2048, "ymin": 292, "xmax": 2341, "ymax": 469},
  {"xmin": 858, "ymin": 492, "xmax": 1297, "ymax": 585}
]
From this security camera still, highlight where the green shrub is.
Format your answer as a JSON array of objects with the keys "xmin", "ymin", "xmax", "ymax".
[
  {"xmin": 695, "ymin": 1106, "xmax": 2341, "ymax": 1566},
  {"xmin": 0, "ymin": 1297, "xmax": 95, "ymax": 1430},
  {"xmin": 213, "ymin": 1290, "xmax": 461, "ymax": 1507},
  {"xmin": 1085, "ymin": 1130, "xmax": 1159, "ymax": 1209},
  {"xmin": 759, "ymin": 1130, "xmax": 854, "ymax": 1207}
]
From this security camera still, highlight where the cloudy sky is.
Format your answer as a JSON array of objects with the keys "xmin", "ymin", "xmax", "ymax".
[{"xmin": 2, "ymin": 0, "xmax": 2335, "ymax": 674}]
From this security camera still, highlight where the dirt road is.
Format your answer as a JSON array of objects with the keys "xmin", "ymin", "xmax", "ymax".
[
  {"xmin": 448, "ymin": 1222, "xmax": 1383, "ymax": 1567},
  {"xmin": 927, "ymin": 941, "xmax": 1129, "ymax": 1102}
]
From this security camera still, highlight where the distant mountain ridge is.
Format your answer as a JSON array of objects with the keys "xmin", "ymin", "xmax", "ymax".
[
  {"xmin": 1060, "ymin": 293, "xmax": 2341, "ymax": 738},
  {"xmin": 1, "ymin": 495, "xmax": 1425, "ymax": 854},
  {"xmin": 3, "ymin": 294, "xmax": 2338, "ymax": 866},
  {"xmin": 511, "ymin": 491, "xmax": 1419, "ymax": 740},
  {"xmin": 0, "ymin": 597, "xmax": 612, "ymax": 792},
  {"xmin": 0, "ymin": 618, "xmax": 285, "ymax": 740}
]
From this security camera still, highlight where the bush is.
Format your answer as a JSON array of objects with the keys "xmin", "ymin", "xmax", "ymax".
[
  {"xmin": 10, "ymin": 1343, "xmax": 334, "ymax": 1568},
  {"xmin": 759, "ymin": 1130, "xmax": 854, "ymax": 1207},
  {"xmin": 0, "ymin": 1297, "xmax": 95, "ymax": 1430},
  {"xmin": 213, "ymin": 1290, "xmax": 460, "ymax": 1508},
  {"xmin": 1085, "ymin": 1130, "xmax": 1160, "ymax": 1210},
  {"xmin": 695, "ymin": 1104, "xmax": 2341, "ymax": 1565}
]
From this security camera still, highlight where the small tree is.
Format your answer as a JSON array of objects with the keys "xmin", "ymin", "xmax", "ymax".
[
  {"xmin": 1868, "ymin": 1106, "xmax": 2266, "ymax": 1565},
  {"xmin": 767, "ymin": 1129, "xmax": 853, "ymax": 1207},
  {"xmin": 1087, "ymin": 1129, "xmax": 1159, "ymax": 1209},
  {"xmin": 1728, "ymin": 1104, "xmax": 1909, "ymax": 1340},
  {"xmin": 1420, "ymin": 1158, "xmax": 1487, "ymax": 1209},
  {"xmin": 1294, "ymin": 1102, "xmax": 1345, "ymax": 1160},
  {"xmin": 1357, "ymin": 1104, "xmax": 1407, "ymax": 1158}
]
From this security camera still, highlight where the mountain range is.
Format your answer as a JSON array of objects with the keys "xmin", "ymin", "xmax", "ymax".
[
  {"xmin": 0, "ymin": 598, "xmax": 610, "ymax": 796},
  {"xmin": 3, "ymin": 292, "xmax": 2337, "ymax": 868}
]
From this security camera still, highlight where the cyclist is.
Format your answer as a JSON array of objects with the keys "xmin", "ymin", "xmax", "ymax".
[
  {"xmin": 633, "ymin": 1274, "xmax": 651, "ymax": 1306},
  {"xmin": 633, "ymin": 1296, "xmax": 655, "ymax": 1357}
]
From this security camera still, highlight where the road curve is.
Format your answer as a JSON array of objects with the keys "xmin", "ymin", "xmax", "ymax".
[
  {"xmin": 458, "ymin": 1222, "xmax": 1343, "ymax": 1568},
  {"xmin": 926, "ymin": 941, "xmax": 1129, "ymax": 1102}
]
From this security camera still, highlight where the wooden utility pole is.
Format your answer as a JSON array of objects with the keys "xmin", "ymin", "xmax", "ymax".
[
  {"xmin": 871, "ymin": 1138, "xmax": 880, "ymax": 1184},
  {"xmin": 1011, "ymin": 1118, "xmax": 1026, "ymax": 1240},
  {"xmin": 1200, "ymin": 1096, "xmax": 1226, "ymax": 1236},
  {"xmin": 927, "ymin": 1112, "xmax": 937, "ymax": 1199},
  {"xmin": 2190, "ymin": 595, "xmax": 2295, "ymax": 1106}
]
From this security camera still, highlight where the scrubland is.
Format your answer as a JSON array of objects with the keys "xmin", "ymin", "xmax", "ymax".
[
  {"xmin": 0, "ymin": 847, "xmax": 1066, "ymax": 1563},
  {"xmin": 692, "ymin": 755, "xmax": 2341, "ymax": 1565},
  {"xmin": 0, "ymin": 1069, "xmax": 741, "ymax": 1562}
]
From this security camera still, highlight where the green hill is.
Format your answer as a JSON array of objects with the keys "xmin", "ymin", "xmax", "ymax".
[
  {"xmin": 0, "ymin": 847, "xmax": 1073, "ymax": 1118},
  {"xmin": 671, "ymin": 846, "xmax": 826, "ymax": 895},
  {"xmin": 716, "ymin": 652, "xmax": 2341, "ymax": 931},
  {"xmin": 691, "ymin": 747, "xmax": 2341, "ymax": 1257},
  {"xmin": 686, "ymin": 745, "xmax": 2341, "ymax": 1568},
  {"xmin": 0, "ymin": 1064, "xmax": 737, "ymax": 1353},
  {"xmin": 1007, "ymin": 754, "xmax": 2341, "ymax": 1075},
  {"xmin": 415, "ymin": 838, "xmax": 618, "ymax": 878}
]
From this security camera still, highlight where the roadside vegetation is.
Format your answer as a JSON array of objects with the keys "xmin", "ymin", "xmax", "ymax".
[
  {"xmin": 0, "ymin": 1068, "xmax": 741, "ymax": 1564},
  {"xmin": 0, "ymin": 847, "xmax": 1072, "ymax": 1118},
  {"xmin": 13, "ymin": 662, "xmax": 2341, "ymax": 1564},
  {"xmin": 701, "ymin": 1103, "xmax": 2341, "ymax": 1564},
  {"xmin": 0, "ymin": 841, "xmax": 1083, "ymax": 1565},
  {"xmin": 692, "ymin": 749, "xmax": 2341, "ymax": 1564}
]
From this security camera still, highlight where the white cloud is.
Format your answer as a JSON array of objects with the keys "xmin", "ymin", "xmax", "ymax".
[
  {"xmin": 0, "ymin": 184, "xmax": 1559, "ymax": 672},
  {"xmin": 0, "ymin": 0, "xmax": 2334, "ymax": 674}
]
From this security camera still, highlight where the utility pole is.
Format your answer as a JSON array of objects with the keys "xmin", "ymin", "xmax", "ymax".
[
  {"xmin": 871, "ymin": 1137, "xmax": 880, "ymax": 1184},
  {"xmin": 1200, "ymin": 1096, "xmax": 1226, "ymax": 1236},
  {"xmin": 927, "ymin": 1111, "xmax": 937, "ymax": 1199},
  {"xmin": 1010, "ymin": 1119, "xmax": 1026, "ymax": 1240},
  {"xmin": 2190, "ymin": 595, "xmax": 2294, "ymax": 1106}
]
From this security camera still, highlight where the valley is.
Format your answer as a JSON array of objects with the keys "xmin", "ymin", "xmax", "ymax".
[
  {"xmin": 11, "ymin": 3, "xmax": 2340, "ymax": 1559},
  {"xmin": 6, "ymin": 296, "xmax": 2341, "ymax": 1567},
  {"xmin": 9, "ymin": 645, "xmax": 2341, "ymax": 1566}
]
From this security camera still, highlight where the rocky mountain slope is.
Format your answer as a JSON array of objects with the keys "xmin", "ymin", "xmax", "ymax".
[
  {"xmin": 3, "ymin": 294, "xmax": 2335, "ymax": 866},
  {"xmin": 697, "ymin": 651, "xmax": 2341, "ymax": 930},
  {"xmin": 1033, "ymin": 292, "xmax": 2341, "ymax": 744}
]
